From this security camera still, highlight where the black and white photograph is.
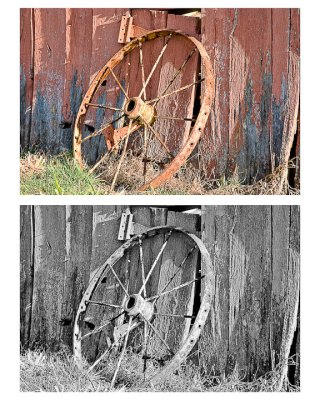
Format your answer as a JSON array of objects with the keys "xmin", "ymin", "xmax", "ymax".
[
  {"xmin": 20, "ymin": 205, "xmax": 300, "ymax": 392},
  {"xmin": 3, "ymin": 0, "xmax": 320, "ymax": 397}
]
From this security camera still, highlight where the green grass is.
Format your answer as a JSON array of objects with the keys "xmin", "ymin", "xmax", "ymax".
[
  {"xmin": 20, "ymin": 153, "xmax": 104, "ymax": 195},
  {"xmin": 20, "ymin": 348, "xmax": 299, "ymax": 392}
]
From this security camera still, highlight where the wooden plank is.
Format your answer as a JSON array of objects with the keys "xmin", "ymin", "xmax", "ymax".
[
  {"xmin": 59, "ymin": 206, "xmax": 93, "ymax": 347},
  {"xmin": 20, "ymin": 206, "xmax": 34, "ymax": 347},
  {"xmin": 82, "ymin": 8, "xmax": 127, "ymax": 164},
  {"xmin": 60, "ymin": 9, "xmax": 93, "ymax": 151},
  {"xmin": 271, "ymin": 206, "xmax": 300, "ymax": 389},
  {"xmin": 199, "ymin": 9, "xmax": 233, "ymax": 178},
  {"xmin": 153, "ymin": 14, "xmax": 200, "ymax": 158},
  {"xmin": 128, "ymin": 206, "xmax": 168, "ymax": 297},
  {"xmin": 29, "ymin": 206, "xmax": 66, "ymax": 350},
  {"xmin": 226, "ymin": 206, "xmax": 272, "ymax": 379},
  {"xmin": 129, "ymin": 9, "xmax": 167, "ymax": 102},
  {"xmin": 228, "ymin": 9, "xmax": 273, "ymax": 183},
  {"xmin": 84, "ymin": 205, "xmax": 126, "ymax": 359},
  {"xmin": 124, "ymin": 206, "xmax": 168, "ymax": 353},
  {"xmin": 30, "ymin": 9, "xmax": 66, "ymax": 152},
  {"xmin": 127, "ymin": 10, "xmax": 168, "ymax": 158},
  {"xmin": 20, "ymin": 9, "xmax": 34, "ymax": 150},
  {"xmin": 199, "ymin": 205, "xmax": 234, "ymax": 375},
  {"xmin": 153, "ymin": 211, "xmax": 200, "ymax": 352}
]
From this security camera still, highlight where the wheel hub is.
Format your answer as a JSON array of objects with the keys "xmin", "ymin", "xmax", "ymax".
[
  {"xmin": 124, "ymin": 97, "xmax": 156, "ymax": 125},
  {"xmin": 124, "ymin": 293, "xmax": 154, "ymax": 321}
]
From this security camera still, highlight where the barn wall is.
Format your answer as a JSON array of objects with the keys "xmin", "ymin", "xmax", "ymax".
[
  {"xmin": 199, "ymin": 9, "xmax": 300, "ymax": 183},
  {"xmin": 20, "ymin": 205, "xmax": 300, "ymax": 383},
  {"xmin": 199, "ymin": 205, "xmax": 300, "ymax": 384},
  {"xmin": 20, "ymin": 8, "xmax": 300, "ymax": 184}
]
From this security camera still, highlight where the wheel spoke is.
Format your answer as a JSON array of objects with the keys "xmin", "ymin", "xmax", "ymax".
[
  {"xmin": 155, "ymin": 115, "xmax": 197, "ymax": 122},
  {"xmin": 81, "ymin": 114, "xmax": 125, "ymax": 144},
  {"xmin": 138, "ymin": 230, "xmax": 173, "ymax": 296},
  {"xmin": 139, "ymin": 42, "xmax": 147, "ymax": 100},
  {"xmin": 154, "ymin": 312, "xmax": 196, "ymax": 319},
  {"xmin": 138, "ymin": 236, "xmax": 147, "ymax": 297},
  {"xmin": 142, "ymin": 322, "xmax": 149, "ymax": 374},
  {"xmin": 155, "ymin": 48, "xmax": 197, "ymax": 106},
  {"xmin": 108, "ymin": 66, "xmax": 129, "ymax": 100},
  {"xmin": 110, "ymin": 120, "xmax": 133, "ymax": 192},
  {"xmin": 87, "ymin": 103, "xmax": 122, "ymax": 112},
  {"xmin": 139, "ymin": 116, "xmax": 174, "ymax": 159},
  {"xmin": 141, "ymin": 315, "xmax": 174, "ymax": 355},
  {"xmin": 147, "ymin": 78, "xmax": 205, "ymax": 105},
  {"xmin": 110, "ymin": 316, "xmax": 133, "ymax": 389},
  {"xmin": 147, "ymin": 275, "xmax": 205, "ymax": 302},
  {"xmin": 109, "ymin": 264, "xmax": 129, "ymax": 297},
  {"xmin": 81, "ymin": 311, "xmax": 125, "ymax": 340},
  {"xmin": 138, "ymin": 34, "xmax": 172, "ymax": 98},
  {"xmin": 86, "ymin": 300, "xmax": 122, "ymax": 309}
]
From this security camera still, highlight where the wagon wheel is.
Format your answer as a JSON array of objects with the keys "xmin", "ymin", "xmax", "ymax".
[
  {"xmin": 73, "ymin": 226, "xmax": 213, "ymax": 388},
  {"xmin": 73, "ymin": 29, "xmax": 214, "ymax": 192}
]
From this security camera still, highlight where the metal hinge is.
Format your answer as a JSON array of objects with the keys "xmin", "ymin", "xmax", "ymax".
[
  {"xmin": 118, "ymin": 14, "xmax": 149, "ymax": 44},
  {"xmin": 118, "ymin": 209, "xmax": 149, "ymax": 240}
]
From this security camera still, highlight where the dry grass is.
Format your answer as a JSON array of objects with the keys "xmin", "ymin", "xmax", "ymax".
[
  {"xmin": 96, "ymin": 152, "xmax": 300, "ymax": 195},
  {"xmin": 20, "ymin": 152, "xmax": 300, "ymax": 195},
  {"xmin": 20, "ymin": 153, "xmax": 46, "ymax": 177},
  {"xmin": 20, "ymin": 348, "xmax": 299, "ymax": 392}
]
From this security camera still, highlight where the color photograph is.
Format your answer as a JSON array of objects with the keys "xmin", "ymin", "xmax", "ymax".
[{"xmin": 20, "ymin": 8, "xmax": 300, "ymax": 195}]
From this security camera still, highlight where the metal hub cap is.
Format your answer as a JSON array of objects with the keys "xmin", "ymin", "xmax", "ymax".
[
  {"xmin": 124, "ymin": 97, "xmax": 156, "ymax": 125},
  {"xmin": 124, "ymin": 293, "xmax": 154, "ymax": 321}
]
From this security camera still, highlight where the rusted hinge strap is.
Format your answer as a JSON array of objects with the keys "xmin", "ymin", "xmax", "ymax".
[
  {"xmin": 118, "ymin": 209, "xmax": 149, "ymax": 240},
  {"xmin": 118, "ymin": 15, "xmax": 149, "ymax": 43}
]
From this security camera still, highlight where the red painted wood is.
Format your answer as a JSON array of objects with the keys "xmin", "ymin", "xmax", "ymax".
[
  {"xmin": 30, "ymin": 8, "xmax": 66, "ymax": 152},
  {"xmin": 83, "ymin": 8, "xmax": 127, "ymax": 163},
  {"xmin": 200, "ymin": 8, "xmax": 300, "ymax": 184},
  {"xmin": 20, "ymin": 8, "xmax": 300, "ymax": 185},
  {"xmin": 198, "ymin": 9, "xmax": 233, "ymax": 179},
  {"xmin": 125, "ymin": 9, "xmax": 168, "ymax": 157},
  {"xmin": 61, "ymin": 9, "xmax": 93, "ymax": 150},
  {"xmin": 158, "ymin": 14, "xmax": 200, "ymax": 154}
]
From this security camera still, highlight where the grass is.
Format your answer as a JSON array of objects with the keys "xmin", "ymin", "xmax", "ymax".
[
  {"xmin": 20, "ymin": 348, "xmax": 299, "ymax": 392},
  {"xmin": 20, "ymin": 152, "xmax": 300, "ymax": 195},
  {"xmin": 20, "ymin": 153, "xmax": 105, "ymax": 195}
]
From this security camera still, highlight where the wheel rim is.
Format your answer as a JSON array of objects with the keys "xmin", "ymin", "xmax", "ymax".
[
  {"xmin": 73, "ymin": 226, "xmax": 214, "ymax": 387},
  {"xmin": 73, "ymin": 29, "xmax": 214, "ymax": 192}
]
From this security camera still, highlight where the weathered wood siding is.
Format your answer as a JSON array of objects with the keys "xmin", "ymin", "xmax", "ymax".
[
  {"xmin": 199, "ymin": 205, "xmax": 300, "ymax": 384},
  {"xmin": 20, "ymin": 8, "xmax": 299, "ymax": 184},
  {"xmin": 199, "ymin": 9, "xmax": 300, "ymax": 183},
  {"xmin": 20, "ymin": 205, "xmax": 299, "ymax": 383}
]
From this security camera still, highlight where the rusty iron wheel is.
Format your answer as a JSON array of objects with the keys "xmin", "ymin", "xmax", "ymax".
[
  {"xmin": 73, "ymin": 29, "xmax": 214, "ymax": 192},
  {"xmin": 73, "ymin": 226, "xmax": 214, "ymax": 388}
]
